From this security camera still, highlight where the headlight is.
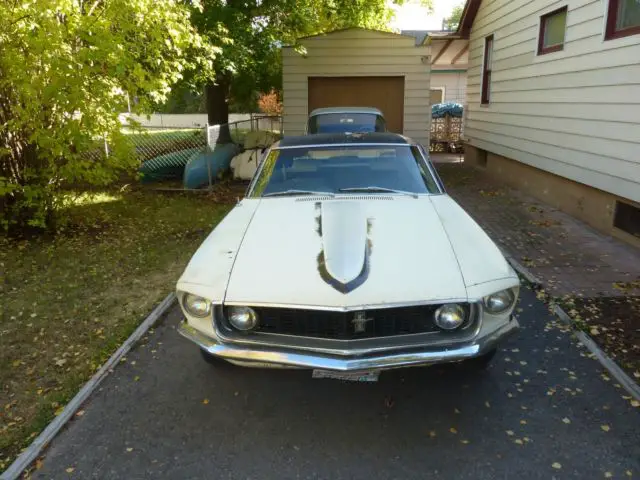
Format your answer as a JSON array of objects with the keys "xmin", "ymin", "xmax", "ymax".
[
  {"xmin": 434, "ymin": 304, "xmax": 466, "ymax": 330},
  {"xmin": 227, "ymin": 306, "xmax": 259, "ymax": 331},
  {"xmin": 183, "ymin": 293, "xmax": 211, "ymax": 318},
  {"xmin": 483, "ymin": 289, "xmax": 516, "ymax": 314}
]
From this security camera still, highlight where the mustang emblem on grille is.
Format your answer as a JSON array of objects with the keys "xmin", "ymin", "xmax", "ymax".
[{"xmin": 352, "ymin": 311, "xmax": 373, "ymax": 333}]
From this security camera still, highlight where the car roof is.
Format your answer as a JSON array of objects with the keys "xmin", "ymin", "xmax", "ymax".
[
  {"xmin": 275, "ymin": 132, "xmax": 413, "ymax": 148},
  {"xmin": 308, "ymin": 107, "xmax": 384, "ymax": 116}
]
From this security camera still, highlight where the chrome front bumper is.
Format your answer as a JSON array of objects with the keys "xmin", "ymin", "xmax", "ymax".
[{"xmin": 178, "ymin": 317, "xmax": 519, "ymax": 372}]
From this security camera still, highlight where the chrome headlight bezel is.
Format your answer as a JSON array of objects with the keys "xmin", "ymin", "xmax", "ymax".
[
  {"xmin": 483, "ymin": 288, "xmax": 517, "ymax": 315},
  {"xmin": 433, "ymin": 303, "xmax": 468, "ymax": 330},
  {"xmin": 182, "ymin": 293, "xmax": 212, "ymax": 318},
  {"xmin": 225, "ymin": 306, "xmax": 259, "ymax": 331}
]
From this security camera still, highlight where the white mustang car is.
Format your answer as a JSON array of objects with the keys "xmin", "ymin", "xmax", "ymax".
[{"xmin": 176, "ymin": 132, "xmax": 520, "ymax": 381}]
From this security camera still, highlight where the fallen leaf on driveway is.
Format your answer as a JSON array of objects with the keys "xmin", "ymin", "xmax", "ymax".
[
  {"xmin": 126, "ymin": 447, "xmax": 133, "ymax": 452},
  {"xmin": 601, "ymin": 425, "xmax": 611, "ymax": 432},
  {"xmin": 66, "ymin": 467, "xmax": 74, "ymax": 473},
  {"xmin": 202, "ymin": 399, "xmax": 209, "ymax": 405},
  {"xmin": 562, "ymin": 417, "xmax": 571, "ymax": 424},
  {"xmin": 506, "ymin": 430, "xmax": 514, "ymax": 436},
  {"xmin": 552, "ymin": 462, "xmax": 562, "ymax": 469},
  {"xmin": 429, "ymin": 430, "xmax": 436, "ymax": 438}
]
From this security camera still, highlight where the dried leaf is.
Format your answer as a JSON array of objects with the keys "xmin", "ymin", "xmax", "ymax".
[
  {"xmin": 601, "ymin": 425, "xmax": 610, "ymax": 432},
  {"xmin": 66, "ymin": 467, "xmax": 75, "ymax": 473},
  {"xmin": 562, "ymin": 417, "xmax": 571, "ymax": 424},
  {"xmin": 202, "ymin": 398, "xmax": 209, "ymax": 405},
  {"xmin": 552, "ymin": 462, "xmax": 562, "ymax": 469},
  {"xmin": 449, "ymin": 427, "xmax": 457, "ymax": 434}
]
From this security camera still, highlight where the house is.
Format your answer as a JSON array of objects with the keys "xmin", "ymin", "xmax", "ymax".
[
  {"xmin": 281, "ymin": 28, "xmax": 431, "ymax": 145},
  {"xmin": 402, "ymin": 30, "xmax": 469, "ymax": 105},
  {"xmin": 455, "ymin": 0, "xmax": 640, "ymax": 245}
]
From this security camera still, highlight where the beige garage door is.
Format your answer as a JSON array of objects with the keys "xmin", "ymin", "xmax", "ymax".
[{"xmin": 308, "ymin": 77, "xmax": 405, "ymax": 133}]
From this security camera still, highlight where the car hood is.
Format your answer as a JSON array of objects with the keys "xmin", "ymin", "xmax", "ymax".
[{"xmin": 224, "ymin": 196, "xmax": 468, "ymax": 309}]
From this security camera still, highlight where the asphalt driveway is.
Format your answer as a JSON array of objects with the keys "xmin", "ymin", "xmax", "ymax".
[{"xmin": 34, "ymin": 287, "xmax": 639, "ymax": 479}]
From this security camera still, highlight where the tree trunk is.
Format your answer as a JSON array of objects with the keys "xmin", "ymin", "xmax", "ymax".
[{"xmin": 205, "ymin": 77, "xmax": 232, "ymax": 145}]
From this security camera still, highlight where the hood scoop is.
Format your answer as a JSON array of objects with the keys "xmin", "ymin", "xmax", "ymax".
[{"xmin": 316, "ymin": 201, "xmax": 371, "ymax": 293}]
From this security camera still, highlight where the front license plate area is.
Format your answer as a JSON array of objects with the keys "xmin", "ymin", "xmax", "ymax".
[{"xmin": 312, "ymin": 369, "xmax": 379, "ymax": 382}]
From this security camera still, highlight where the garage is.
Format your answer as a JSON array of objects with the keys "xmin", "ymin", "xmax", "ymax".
[
  {"xmin": 308, "ymin": 76, "xmax": 405, "ymax": 133},
  {"xmin": 282, "ymin": 28, "xmax": 431, "ymax": 144}
]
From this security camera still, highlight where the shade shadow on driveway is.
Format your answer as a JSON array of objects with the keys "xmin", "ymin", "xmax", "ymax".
[{"xmin": 35, "ymin": 287, "xmax": 639, "ymax": 479}]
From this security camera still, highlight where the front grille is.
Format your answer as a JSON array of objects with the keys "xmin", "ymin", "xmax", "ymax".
[{"xmin": 232, "ymin": 305, "xmax": 467, "ymax": 340}]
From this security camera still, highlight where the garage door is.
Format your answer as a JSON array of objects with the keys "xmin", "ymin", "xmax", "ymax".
[{"xmin": 308, "ymin": 77, "xmax": 405, "ymax": 133}]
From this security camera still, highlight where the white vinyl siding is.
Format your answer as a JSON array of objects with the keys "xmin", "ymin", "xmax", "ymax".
[
  {"xmin": 430, "ymin": 72, "xmax": 468, "ymax": 103},
  {"xmin": 465, "ymin": 0, "xmax": 640, "ymax": 203},
  {"xmin": 282, "ymin": 29, "xmax": 431, "ymax": 144}
]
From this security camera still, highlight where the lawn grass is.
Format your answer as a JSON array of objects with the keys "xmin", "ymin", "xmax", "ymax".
[{"xmin": 0, "ymin": 190, "xmax": 232, "ymax": 470}]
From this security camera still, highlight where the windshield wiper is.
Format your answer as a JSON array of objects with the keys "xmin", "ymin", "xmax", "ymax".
[
  {"xmin": 263, "ymin": 189, "xmax": 335, "ymax": 198},
  {"xmin": 338, "ymin": 186, "xmax": 417, "ymax": 196}
]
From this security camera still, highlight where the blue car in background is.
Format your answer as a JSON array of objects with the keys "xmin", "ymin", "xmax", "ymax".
[{"xmin": 306, "ymin": 107, "xmax": 387, "ymax": 135}]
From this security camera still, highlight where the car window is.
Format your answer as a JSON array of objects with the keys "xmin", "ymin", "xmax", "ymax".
[
  {"xmin": 249, "ymin": 145, "xmax": 441, "ymax": 197},
  {"xmin": 308, "ymin": 113, "xmax": 386, "ymax": 134},
  {"xmin": 410, "ymin": 145, "xmax": 440, "ymax": 193},
  {"xmin": 374, "ymin": 115, "xmax": 387, "ymax": 132}
]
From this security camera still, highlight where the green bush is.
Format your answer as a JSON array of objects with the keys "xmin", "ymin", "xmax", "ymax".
[{"xmin": 0, "ymin": 0, "xmax": 216, "ymax": 233}]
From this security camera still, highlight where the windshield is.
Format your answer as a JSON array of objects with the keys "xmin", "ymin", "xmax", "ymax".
[
  {"xmin": 307, "ymin": 113, "xmax": 386, "ymax": 134},
  {"xmin": 249, "ymin": 145, "xmax": 440, "ymax": 197}
]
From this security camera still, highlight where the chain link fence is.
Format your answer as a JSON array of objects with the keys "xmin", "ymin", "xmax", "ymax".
[{"xmin": 82, "ymin": 114, "xmax": 282, "ymax": 185}]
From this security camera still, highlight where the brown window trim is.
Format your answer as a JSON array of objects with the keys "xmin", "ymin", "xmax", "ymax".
[
  {"xmin": 481, "ymin": 35, "xmax": 493, "ymax": 105},
  {"xmin": 605, "ymin": 0, "xmax": 640, "ymax": 40},
  {"xmin": 538, "ymin": 6, "xmax": 567, "ymax": 55}
]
